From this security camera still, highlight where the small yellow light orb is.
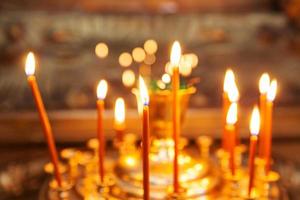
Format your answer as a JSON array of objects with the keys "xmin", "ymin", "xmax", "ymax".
[
  {"xmin": 162, "ymin": 73, "xmax": 171, "ymax": 84},
  {"xmin": 132, "ymin": 47, "xmax": 146, "ymax": 63},
  {"xmin": 122, "ymin": 70, "xmax": 135, "ymax": 87},
  {"xmin": 95, "ymin": 43, "xmax": 109, "ymax": 58},
  {"xmin": 144, "ymin": 39, "xmax": 158, "ymax": 55},
  {"xmin": 119, "ymin": 52, "xmax": 133, "ymax": 67}
]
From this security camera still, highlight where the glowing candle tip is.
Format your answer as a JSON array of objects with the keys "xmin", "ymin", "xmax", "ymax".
[
  {"xmin": 267, "ymin": 79, "xmax": 277, "ymax": 102},
  {"xmin": 170, "ymin": 41, "xmax": 181, "ymax": 67},
  {"xmin": 97, "ymin": 80, "xmax": 108, "ymax": 100},
  {"xmin": 115, "ymin": 97, "xmax": 125, "ymax": 124},
  {"xmin": 259, "ymin": 73, "xmax": 270, "ymax": 94},
  {"xmin": 139, "ymin": 76, "xmax": 149, "ymax": 106},
  {"xmin": 226, "ymin": 103, "xmax": 238, "ymax": 125},
  {"xmin": 25, "ymin": 52, "xmax": 36, "ymax": 76},
  {"xmin": 250, "ymin": 106, "xmax": 260, "ymax": 136}
]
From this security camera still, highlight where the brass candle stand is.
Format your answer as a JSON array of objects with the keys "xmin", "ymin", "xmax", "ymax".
[{"xmin": 40, "ymin": 87, "xmax": 287, "ymax": 200}]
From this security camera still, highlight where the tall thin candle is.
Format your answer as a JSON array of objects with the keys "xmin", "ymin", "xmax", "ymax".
[
  {"xmin": 139, "ymin": 76, "xmax": 150, "ymax": 200},
  {"xmin": 96, "ymin": 80, "xmax": 108, "ymax": 183},
  {"xmin": 248, "ymin": 106, "xmax": 260, "ymax": 196},
  {"xmin": 258, "ymin": 73, "xmax": 270, "ymax": 158},
  {"xmin": 265, "ymin": 80, "xmax": 277, "ymax": 174},
  {"xmin": 223, "ymin": 70, "xmax": 239, "ymax": 151},
  {"xmin": 225, "ymin": 103, "xmax": 238, "ymax": 176},
  {"xmin": 170, "ymin": 41, "xmax": 181, "ymax": 193},
  {"xmin": 25, "ymin": 52, "xmax": 62, "ymax": 187}
]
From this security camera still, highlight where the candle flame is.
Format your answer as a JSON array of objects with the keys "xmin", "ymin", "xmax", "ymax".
[
  {"xmin": 259, "ymin": 73, "xmax": 270, "ymax": 94},
  {"xmin": 228, "ymin": 83, "xmax": 239, "ymax": 102},
  {"xmin": 224, "ymin": 69, "xmax": 239, "ymax": 102},
  {"xmin": 96, "ymin": 80, "xmax": 108, "ymax": 100},
  {"xmin": 250, "ymin": 106, "xmax": 260, "ymax": 136},
  {"xmin": 139, "ymin": 76, "xmax": 149, "ymax": 105},
  {"xmin": 170, "ymin": 41, "xmax": 181, "ymax": 67},
  {"xmin": 267, "ymin": 79, "xmax": 277, "ymax": 102},
  {"xmin": 25, "ymin": 52, "xmax": 36, "ymax": 76},
  {"xmin": 114, "ymin": 97, "xmax": 125, "ymax": 124},
  {"xmin": 223, "ymin": 69, "xmax": 234, "ymax": 92},
  {"xmin": 226, "ymin": 103, "xmax": 238, "ymax": 125}
]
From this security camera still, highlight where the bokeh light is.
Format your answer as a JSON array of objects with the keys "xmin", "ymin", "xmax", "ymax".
[
  {"xmin": 144, "ymin": 39, "xmax": 158, "ymax": 55},
  {"xmin": 165, "ymin": 62, "xmax": 173, "ymax": 75},
  {"xmin": 162, "ymin": 73, "xmax": 171, "ymax": 84},
  {"xmin": 144, "ymin": 54, "xmax": 156, "ymax": 65},
  {"xmin": 179, "ymin": 55, "xmax": 193, "ymax": 76},
  {"xmin": 95, "ymin": 43, "xmax": 109, "ymax": 58},
  {"xmin": 184, "ymin": 53, "xmax": 198, "ymax": 68},
  {"xmin": 122, "ymin": 70, "xmax": 135, "ymax": 87},
  {"xmin": 119, "ymin": 52, "xmax": 133, "ymax": 67},
  {"xmin": 132, "ymin": 47, "xmax": 146, "ymax": 63}
]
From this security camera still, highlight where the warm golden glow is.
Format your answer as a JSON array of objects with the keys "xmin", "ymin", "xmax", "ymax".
[
  {"xmin": 183, "ymin": 54, "xmax": 198, "ymax": 68},
  {"xmin": 228, "ymin": 82, "xmax": 239, "ymax": 102},
  {"xmin": 139, "ymin": 76, "xmax": 149, "ymax": 105},
  {"xmin": 223, "ymin": 69, "xmax": 234, "ymax": 92},
  {"xmin": 95, "ymin": 42, "xmax": 109, "ymax": 58},
  {"xmin": 144, "ymin": 39, "xmax": 158, "ymax": 55},
  {"xmin": 132, "ymin": 47, "xmax": 146, "ymax": 63},
  {"xmin": 157, "ymin": 80, "xmax": 166, "ymax": 90},
  {"xmin": 96, "ymin": 80, "xmax": 108, "ymax": 100},
  {"xmin": 267, "ymin": 79, "xmax": 277, "ymax": 102},
  {"xmin": 124, "ymin": 156, "xmax": 136, "ymax": 167},
  {"xmin": 179, "ymin": 56, "xmax": 192, "ymax": 77},
  {"xmin": 165, "ymin": 62, "xmax": 173, "ymax": 75},
  {"xmin": 226, "ymin": 103, "xmax": 238, "ymax": 125},
  {"xmin": 259, "ymin": 73, "xmax": 270, "ymax": 94},
  {"xmin": 162, "ymin": 73, "xmax": 171, "ymax": 84},
  {"xmin": 250, "ymin": 106, "xmax": 260, "ymax": 136},
  {"xmin": 131, "ymin": 88, "xmax": 143, "ymax": 115},
  {"xmin": 119, "ymin": 52, "xmax": 132, "ymax": 67},
  {"xmin": 170, "ymin": 41, "xmax": 181, "ymax": 67},
  {"xmin": 114, "ymin": 97, "xmax": 125, "ymax": 125},
  {"xmin": 144, "ymin": 54, "xmax": 156, "ymax": 65},
  {"xmin": 122, "ymin": 70, "xmax": 135, "ymax": 87},
  {"xmin": 25, "ymin": 52, "xmax": 35, "ymax": 76}
]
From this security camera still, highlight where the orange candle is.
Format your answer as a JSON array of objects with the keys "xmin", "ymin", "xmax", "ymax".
[
  {"xmin": 114, "ymin": 97, "xmax": 126, "ymax": 142},
  {"xmin": 264, "ymin": 80, "xmax": 277, "ymax": 174},
  {"xmin": 225, "ymin": 103, "xmax": 238, "ymax": 176},
  {"xmin": 258, "ymin": 73, "xmax": 270, "ymax": 158},
  {"xmin": 96, "ymin": 80, "xmax": 108, "ymax": 183},
  {"xmin": 139, "ymin": 76, "xmax": 150, "ymax": 200},
  {"xmin": 170, "ymin": 41, "xmax": 181, "ymax": 193},
  {"xmin": 223, "ymin": 69, "xmax": 239, "ymax": 151},
  {"xmin": 248, "ymin": 106, "xmax": 260, "ymax": 196},
  {"xmin": 25, "ymin": 52, "xmax": 62, "ymax": 187}
]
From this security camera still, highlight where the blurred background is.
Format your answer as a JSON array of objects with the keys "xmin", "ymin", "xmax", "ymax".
[{"xmin": 0, "ymin": 1, "xmax": 300, "ymax": 199}]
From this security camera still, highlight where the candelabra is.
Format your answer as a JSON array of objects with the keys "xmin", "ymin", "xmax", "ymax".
[{"xmin": 39, "ymin": 87, "xmax": 286, "ymax": 200}]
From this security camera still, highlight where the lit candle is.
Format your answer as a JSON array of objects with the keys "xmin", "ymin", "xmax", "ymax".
[
  {"xmin": 248, "ymin": 106, "xmax": 260, "ymax": 196},
  {"xmin": 96, "ymin": 80, "xmax": 108, "ymax": 183},
  {"xmin": 139, "ymin": 76, "xmax": 150, "ymax": 200},
  {"xmin": 114, "ymin": 97, "xmax": 126, "ymax": 142},
  {"xmin": 258, "ymin": 73, "xmax": 270, "ymax": 158},
  {"xmin": 25, "ymin": 52, "xmax": 62, "ymax": 187},
  {"xmin": 225, "ymin": 103, "xmax": 238, "ymax": 176},
  {"xmin": 265, "ymin": 79, "xmax": 277, "ymax": 174},
  {"xmin": 223, "ymin": 70, "xmax": 239, "ymax": 151},
  {"xmin": 170, "ymin": 41, "xmax": 181, "ymax": 193}
]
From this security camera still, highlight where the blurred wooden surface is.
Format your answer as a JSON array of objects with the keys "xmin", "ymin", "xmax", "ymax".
[{"xmin": 0, "ymin": 107, "xmax": 299, "ymax": 144}]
